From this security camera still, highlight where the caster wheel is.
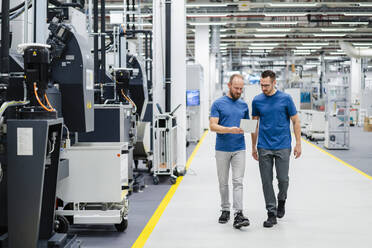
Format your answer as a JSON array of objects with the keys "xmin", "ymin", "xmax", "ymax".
[
  {"xmin": 54, "ymin": 215, "xmax": 69, "ymax": 233},
  {"xmin": 173, "ymin": 168, "xmax": 179, "ymax": 177},
  {"xmin": 170, "ymin": 177, "xmax": 177, "ymax": 185},
  {"xmin": 115, "ymin": 219, "xmax": 128, "ymax": 232},
  {"xmin": 62, "ymin": 203, "xmax": 74, "ymax": 224},
  {"xmin": 153, "ymin": 176, "xmax": 159, "ymax": 185},
  {"xmin": 178, "ymin": 168, "xmax": 186, "ymax": 176}
]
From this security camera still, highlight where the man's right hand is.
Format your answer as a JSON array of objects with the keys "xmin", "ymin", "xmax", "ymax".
[
  {"xmin": 252, "ymin": 148, "xmax": 258, "ymax": 161},
  {"xmin": 228, "ymin": 127, "xmax": 244, "ymax": 134}
]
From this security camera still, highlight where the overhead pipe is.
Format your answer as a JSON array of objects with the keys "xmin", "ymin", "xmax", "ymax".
[
  {"xmin": 1, "ymin": 0, "xmax": 10, "ymax": 87},
  {"xmin": 24, "ymin": 0, "xmax": 28, "ymax": 43},
  {"xmin": 126, "ymin": 0, "xmax": 130, "ymax": 30},
  {"xmin": 339, "ymin": 41, "xmax": 372, "ymax": 58},
  {"xmin": 93, "ymin": 0, "xmax": 99, "ymax": 83},
  {"xmin": 132, "ymin": 0, "xmax": 135, "ymax": 31},
  {"xmin": 165, "ymin": 0, "xmax": 171, "ymax": 112},
  {"xmin": 100, "ymin": 0, "xmax": 106, "ymax": 83},
  {"xmin": 149, "ymin": 32, "xmax": 153, "ymax": 87},
  {"xmin": 145, "ymin": 32, "xmax": 149, "ymax": 84}
]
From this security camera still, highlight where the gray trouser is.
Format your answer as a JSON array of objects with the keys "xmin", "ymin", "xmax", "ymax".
[
  {"xmin": 258, "ymin": 148, "xmax": 291, "ymax": 215},
  {"xmin": 215, "ymin": 150, "xmax": 246, "ymax": 212}
]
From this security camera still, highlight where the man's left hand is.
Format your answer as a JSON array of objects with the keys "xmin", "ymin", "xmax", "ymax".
[{"xmin": 294, "ymin": 144, "xmax": 302, "ymax": 159}]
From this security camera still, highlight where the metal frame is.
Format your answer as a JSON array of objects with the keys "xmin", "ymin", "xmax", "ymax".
[
  {"xmin": 324, "ymin": 70, "xmax": 351, "ymax": 150},
  {"xmin": 153, "ymin": 113, "xmax": 178, "ymax": 184}
]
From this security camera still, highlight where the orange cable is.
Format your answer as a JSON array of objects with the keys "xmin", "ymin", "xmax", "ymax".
[
  {"xmin": 33, "ymin": 83, "xmax": 55, "ymax": 112},
  {"xmin": 121, "ymin": 89, "xmax": 137, "ymax": 111},
  {"xmin": 44, "ymin": 93, "xmax": 56, "ymax": 111}
]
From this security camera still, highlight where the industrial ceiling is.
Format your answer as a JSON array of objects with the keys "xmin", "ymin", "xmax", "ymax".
[{"xmin": 104, "ymin": 0, "xmax": 372, "ymax": 70}]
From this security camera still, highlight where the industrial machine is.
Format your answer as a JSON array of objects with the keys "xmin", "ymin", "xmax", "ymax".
[
  {"xmin": 0, "ymin": 1, "xmax": 97, "ymax": 245},
  {"xmin": 0, "ymin": 28, "xmax": 84, "ymax": 248},
  {"xmin": 77, "ymin": 102, "xmax": 140, "ymax": 192},
  {"xmin": 186, "ymin": 64, "xmax": 203, "ymax": 144},
  {"xmin": 153, "ymin": 104, "xmax": 184, "ymax": 185},
  {"xmin": 54, "ymin": 1, "xmax": 154, "ymax": 231},
  {"xmin": 324, "ymin": 72, "xmax": 351, "ymax": 150},
  {"xmin": 46, "ymin": 7, "xmax": 131, "ymax": 232},
  {"xmin": 111, "ymin": 65, "xmax": 152, "ymax": 170},
  {"xmin": 118, "ymin": 57, "xmax": 153, "ymax": 170},
  {"xmin": 56, "ymin": 142, "xmax": 129, "ymax": 232},
  {"xmin": 100, "ymin": 43, "xmax": 153, "ymax": 172}
]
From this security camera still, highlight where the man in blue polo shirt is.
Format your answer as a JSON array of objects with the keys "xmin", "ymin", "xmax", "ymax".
[
  {"xmin": 251, "ymin": 70, "xmax": 302, "ymax": 228},
  {"xmin": 210, "ymin": 74, "xmax": 250, "ymax": 229}
]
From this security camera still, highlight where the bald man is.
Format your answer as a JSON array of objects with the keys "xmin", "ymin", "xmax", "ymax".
[{"xmin": 209, "ymin": 74, "xmax": 250, "ymax": 229}]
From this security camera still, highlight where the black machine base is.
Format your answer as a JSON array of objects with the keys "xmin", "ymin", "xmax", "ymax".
[
  {"xmin": 0, "ymin": 233, "xmax": 80, "ymax": 248},
  {"xmin": 18, "ymin": 107, "xmax": 58, "ymax": 119}
]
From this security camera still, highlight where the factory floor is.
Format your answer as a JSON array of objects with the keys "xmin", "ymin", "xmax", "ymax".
[
  {"xmin": 311, "ymin": 126, "xmax": 372, "ymax": 177},
  {"xmin": 74, "ymin": 126, "xmax": 372, "ymax": 248}
]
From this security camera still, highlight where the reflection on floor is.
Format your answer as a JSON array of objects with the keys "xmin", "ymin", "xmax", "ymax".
[{"xmin": 142, "ymin": 132, "xmax": 372, "ymax": 248}]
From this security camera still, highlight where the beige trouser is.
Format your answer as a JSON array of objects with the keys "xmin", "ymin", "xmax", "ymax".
[{"xmin": 215, "ymin": 150, "xmax": 246, "ymax": 212}]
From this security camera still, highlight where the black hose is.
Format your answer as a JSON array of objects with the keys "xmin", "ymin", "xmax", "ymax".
[
  {"xmin": 9, "ymin": 1, "xmax": 25, "ymax": 12},
  {"xmin": 49, "ymin": 0, "xmax": 62, "ymax": 6},
  {"xmin": 0, "ymin": 1, "xmax": 30, "ymax": 18},
  {"xmin": 49, "ymin": 0, "xmax": 83, "ymax": 9}
]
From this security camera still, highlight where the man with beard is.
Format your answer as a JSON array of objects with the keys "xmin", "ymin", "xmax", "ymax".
[
  {"xmin": 209, "ymin": 74, "xmax": 250, "ymax": 229},
  {"xmin": 251, "ymin": 70, "xmax": 301, "ymax": 228}
]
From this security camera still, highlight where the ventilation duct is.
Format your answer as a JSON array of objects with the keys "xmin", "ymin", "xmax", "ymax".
[{"xmin": 339, "ymin": 41, "xmax": 372, "ymax": 58}]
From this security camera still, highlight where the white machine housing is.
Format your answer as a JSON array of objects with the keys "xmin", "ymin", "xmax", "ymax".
[
  {"xmin": 186, "ymin": 64, "xmax": 203, "ymax": 142},
  {"xmin": 56, "ymin": 142, "xmax": 129, "ymax": 224}
]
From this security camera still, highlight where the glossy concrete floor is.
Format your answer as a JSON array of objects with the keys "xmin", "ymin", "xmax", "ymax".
[{"xmin": 141, "ymin": 132, "xmax": 372, "ymax": 248}]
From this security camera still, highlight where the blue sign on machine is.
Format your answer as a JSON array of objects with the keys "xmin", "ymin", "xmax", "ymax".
[{"xmin": 186, "ymin": 90, "xmax": 200, "ymax": 106}]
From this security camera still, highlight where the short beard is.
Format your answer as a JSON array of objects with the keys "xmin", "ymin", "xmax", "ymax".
[{"xmin": 230, "ymin": 90, "xmax": 240, "ymax": 100}]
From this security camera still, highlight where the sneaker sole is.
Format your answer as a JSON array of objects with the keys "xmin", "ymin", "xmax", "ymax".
[
  {"xmin": 219, "ymin": 219, "xmax": 229, "ymax": 224},
  {"xmin": 263, "ymin": 221, "xmax": 277, "ymax": 228},
  {"xmin": 233, "ymin": 220, "xmax": 250, "ymax": 229}
]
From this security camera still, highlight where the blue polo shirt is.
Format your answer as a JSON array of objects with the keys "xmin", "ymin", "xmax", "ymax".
[
  {"xmin": 210, "ymin": 96, "xmax": 249, "ymax": 152},
  {"xmin": 252, "ymin": 90, "xmax": 297, "ymax": 150}
]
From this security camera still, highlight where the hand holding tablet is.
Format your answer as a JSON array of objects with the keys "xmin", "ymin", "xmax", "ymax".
[{"xmin": 239, "ymin": 119, "xmax": 258, "ymax": 133}]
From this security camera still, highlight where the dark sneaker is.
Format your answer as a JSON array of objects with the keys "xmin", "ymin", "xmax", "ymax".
[
  {"xmin": 277, "ymin": 200, "xmax": 286, "ymax": 218},
  {"xmin": 233, "ymin": 212, "xmax": 250, "ymax": 229},
  {"xmin": 218, "ymin": 210, "xmax": 230, "ymax": 224},
  {"xmin": 263, "ymin": 212, "xmax": 277, "ymax": 228}
]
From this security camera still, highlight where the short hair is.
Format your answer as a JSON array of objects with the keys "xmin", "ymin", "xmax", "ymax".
[
  {"xmin": 229, "ymin": 74, "xmax": 244, "ymax": 84},
  {"xmin": 261, "ymin": 70, "xmax": 276, "ymax": 81}
]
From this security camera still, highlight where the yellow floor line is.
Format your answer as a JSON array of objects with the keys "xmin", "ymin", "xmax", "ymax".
[
  {"xmin": 131, "ymin": 130, "xmax": 209, "ymax": 248},
  {"xmin": 302, "ymin": 138, "xmax": 372, "ymax": 180}
]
